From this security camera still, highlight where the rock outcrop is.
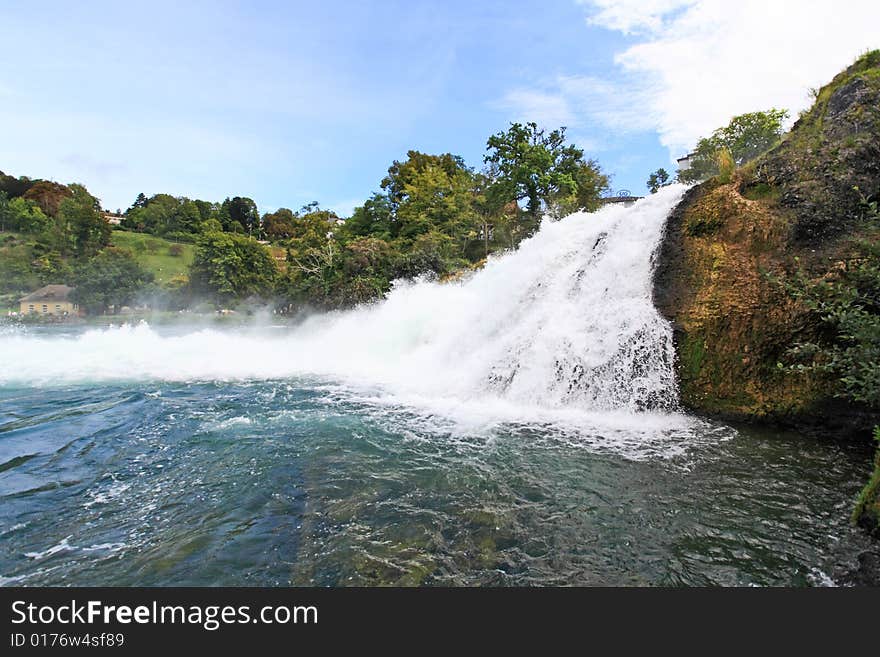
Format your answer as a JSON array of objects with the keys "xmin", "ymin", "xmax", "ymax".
[{"xmin": 653, "ymin": 50, "xmax": 880, "ymax": 435}]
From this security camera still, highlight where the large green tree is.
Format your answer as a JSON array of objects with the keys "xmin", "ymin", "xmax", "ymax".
[
  {"xmin": 123, "ymin": 194, "xmax": 202, "ymax": 236},
  {"xmin": 484, "ymin": 122, "xmax": 605, "ymax": 224},
  {"xmin": 189, "ymin": 232, "xmax": 278, "ymax": 302},
  {"xmin": 262, "ymin": 207, "xmax": 297, "ymax": 241},
  {"xmin": 70, "ymin": 248, "xmax": 155, "ymax": 314},
  {"xmin": 221, "ymin": 196, "xmax": 260, "ymax": 235},
  {"xmin": 386, "ymin": 152, "xmax": 480, "ymax": 253},
  {"xmin": 344, "ymin": 193, "xmax": 395, "ymax": 240},
  {"xmin": 0, "ymin": 193, "xmax": 50, "ymax": 233},
  {"xmin": 56, "ymin": 185, "xmax": 110, "ymax": 257},
  {"xmin": 559, "ymin": 160, "xmax": 611, "ymax": 215}
]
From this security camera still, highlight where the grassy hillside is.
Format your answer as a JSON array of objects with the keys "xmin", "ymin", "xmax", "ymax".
[{"xmin": 110, "ymin": 230, "xmax": 194, "ymax": 284}]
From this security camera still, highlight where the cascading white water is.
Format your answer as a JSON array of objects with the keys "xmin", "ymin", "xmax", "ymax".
[{"xmin": 0, "ymin": 185, "xmax": 686, "ymax": 417}]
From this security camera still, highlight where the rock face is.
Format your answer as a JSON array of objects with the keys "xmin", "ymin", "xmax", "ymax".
[{"xmin": 652, "ymin": 51, "xmax": 880, "ymax": 435}]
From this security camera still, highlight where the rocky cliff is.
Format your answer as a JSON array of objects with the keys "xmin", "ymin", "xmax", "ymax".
[{"xmin": 653, "ymin": 50, "xmax": 880, "ymax": 437}]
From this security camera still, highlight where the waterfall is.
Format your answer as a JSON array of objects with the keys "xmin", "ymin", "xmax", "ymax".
[{"xmin": 0, "ymin": 185, "xmax": 686, "ymax": 415}]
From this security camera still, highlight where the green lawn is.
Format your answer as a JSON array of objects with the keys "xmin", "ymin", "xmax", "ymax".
[{"xmin": 111, "ymin": 230, "xmax": 195, "ymax": 284}]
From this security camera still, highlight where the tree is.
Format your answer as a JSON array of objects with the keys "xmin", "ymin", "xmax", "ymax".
[
  {"xmin": 223, "ymin": 196, "xmax": 260, "ymax": 235},
  {"xmin": 382, "ymin": 152, "xmax": 467, "ymax": 209},
  {"xmin": 647, "ymin": 168, "xmax": 671, "ymax": 194},
  {"xmin": 393, "ymin": 154, "xmax": 480, "ymax": 252},
  {"xmin": 127, "ymin": 193, "xmax": 148, "ymax": 213},
  {"xmin": 0, "ymin": 194, "xmax": 50, "ymax": 233},
  {"xmin": 558, "ymin": 160, "xmax": 611, "ymax": 215},
  {"xmin": 0, "ymin": 191, "xmax": 7, "ymax": 231},
  {"xmin": 123, "ymin": 194, "xmax": 202, "ymax": 235},
  {"xmin": 344, "ymin": 193, "xmax": 395, "ymax": 240},
  {"xmin": 194, "ymin": 199, "xmax": 218, "ymax": 221},
  {"xmin": 0, "ymin": 170, "xmax": 34, "ymax": 199},
  {"xmin": 262, "ymin": 207, "xmax": 297, "ymax": 241},
  {"xmin": 484, "ymin": 122, "xmax": 587, "ymax": 224},
  {"xmin": 55, "ymin": 185, "xmax": 110, "ymax": 257},
  {"xmin": 678, "ymin": 109, "xmax": 789, "ymax": 183},
  {"xmin": 22, "ymin": 180, "xmax": 73, "ymax": 217},
  {"xmin": 174, "ymin": 200, "xmax": 202, "ymax": 234},
  {"xmin": 71, "ymin": 248, "xmax": 155, "ymax": 314},
  {"xmin": 297, "ymin": 203, "xmax": 340, "ymax": 228},
  {"xmin": 189, "ymin": 232, "xmax": 278, "ymax": 302}
]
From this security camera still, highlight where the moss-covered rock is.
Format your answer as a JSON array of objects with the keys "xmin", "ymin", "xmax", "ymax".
[
  {"xmin": 653, "ymin": 51, "xmax": 880, "ymax": 434},
  {"xmin": 853, "ymin": 428, "xmax": 880, "ymax": 536}
]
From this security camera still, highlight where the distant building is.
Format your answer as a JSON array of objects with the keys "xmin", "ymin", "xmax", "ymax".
[
  {"xmin": 599, "ymin": 194, "xmax": 643, "ymax": 208},
  {"xmin": 101, "ymin": 212, "xmax": 124, "ymax": 225},
  {"xmin": 676, "ymin": 152, "xmax": 697, "ymax": 172},
  {"xmin": 19, "ymin": 285, "xmax": 81, "ymax": 316}
]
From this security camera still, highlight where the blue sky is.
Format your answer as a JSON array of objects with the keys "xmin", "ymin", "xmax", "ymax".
[{"xmin": 1, "ymin": 1, "xmax": 877, "ymax": 215}]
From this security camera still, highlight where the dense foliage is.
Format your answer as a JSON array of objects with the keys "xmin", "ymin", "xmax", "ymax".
[
  {"xmin": 0, "ymin": 174, "xmax": 114, "ymax": 310},
  {"xmin": 189, "ymin": 232, "xmax": 278, "ymax": 302},
  {"xmin": 71, "ymin": 249, "xmax": 155, "ymax": 314},
  {"xmin": 784, "ymin": 234, "xmax": 880, "ymax": 407},
  {"xmin": 484, "ymin": 122, "xmax": 608, "ymax": 223}
]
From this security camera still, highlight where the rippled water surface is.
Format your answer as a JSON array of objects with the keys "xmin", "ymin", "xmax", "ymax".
[{"xmin": 0, "ymin": 342, "xmax": 873, "ymax": 586}]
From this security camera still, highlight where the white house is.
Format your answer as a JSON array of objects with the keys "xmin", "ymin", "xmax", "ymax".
[{"xmin": 676, "ymin": 152, "xmax": 697, "ymax": 171}]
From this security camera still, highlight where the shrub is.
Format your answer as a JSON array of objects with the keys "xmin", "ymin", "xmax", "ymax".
[
  {"xmin": 716, "ymin": 148, "xmax": 735, "ymax": 184},
  {"xmin": 782, "ymin": 238, "xmax": 880, "ymax": 407}
]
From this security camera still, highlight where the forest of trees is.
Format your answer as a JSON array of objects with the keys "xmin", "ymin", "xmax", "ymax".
[{"xmin": 2, "ymin": 122, "xmax": 610, "ymax": 314}]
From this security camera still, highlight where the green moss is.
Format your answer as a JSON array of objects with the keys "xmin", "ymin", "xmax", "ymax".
[
  {"xmin": 852, "ymin": 427, "xmax": 880, "ymax": 535},
  {"xmin": 681, "ymin": 335, "xmax": 706, "ymax": 381},
  {"xmin": 741, "ymin": 182, "xmax": 780, "ymax": 202},
  {"xmin": 685, "ymin": 210, "xmax": 725, "ymax": 237}
]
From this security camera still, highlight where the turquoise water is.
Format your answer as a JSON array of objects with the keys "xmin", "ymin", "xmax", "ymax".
[{"xmin": 0, "ymin": 329, "xmax": 873, "ymax": 586}]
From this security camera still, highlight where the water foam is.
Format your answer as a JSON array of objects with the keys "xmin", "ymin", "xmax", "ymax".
[{"xmin": 0, "ymin": 185, "xmax": 686, "ymax": 417}]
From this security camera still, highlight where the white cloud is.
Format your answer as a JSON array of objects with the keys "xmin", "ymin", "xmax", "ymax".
[
  {"xmin": 504, "ymin": 1, "xmax": 880, "ymax": 162},
  {"xmin": 585, "ymin": 0, "xmax": 880, "ymax": 156},
  {"xmin": 495, "ymin": 74, "xmax": 654, "ymax": 151},
  {"xmin": 555, "ymin": 75, "xmax": 656, "ymax": 133},
  {"xmin": 582, "ymin": 0, "xmax": 697, "ymax": 34}
]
